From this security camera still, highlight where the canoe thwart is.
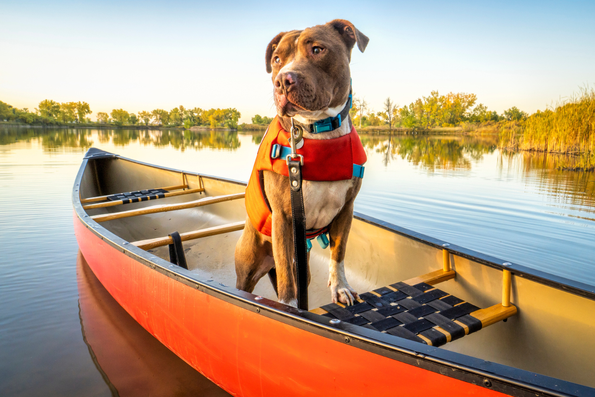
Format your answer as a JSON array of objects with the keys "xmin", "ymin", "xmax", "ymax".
[
  {"xmin": 313, "ymin": 279, "xmax": 516, "ymax": 347},
  {"xmin": 403, "ymin": 269, "xmax": 455, "ymax": 286},
  {"xmin": 131, "ymin": 221, "xmax": 246, "ymax": 250},
  {"xmin": 80, "ymin": 184, "xmax": 189, "ymax": 204},
  {"xmin": 83, "ymin": 187, "xmax": 205, "ymax": 210},
  {"xmin": 91, "ymin": 192, "xmax": 245, "ymax": 223}
]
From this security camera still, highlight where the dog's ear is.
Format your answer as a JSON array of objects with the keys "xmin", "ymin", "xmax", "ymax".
[
  {"xmin": 266, "ymin": 32, "xmax": 286, "ymax": 74},
  {"xmin": 328, "ymin": 19, "xmax": 369, "ymax": 55}
]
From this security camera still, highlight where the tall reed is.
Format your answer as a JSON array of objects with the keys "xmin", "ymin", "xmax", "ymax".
[{"xmin": 520, "ymin": 87, "xmax": 595, "ymax": 154}]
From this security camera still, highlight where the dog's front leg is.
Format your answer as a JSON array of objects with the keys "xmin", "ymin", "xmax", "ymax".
[
  {"xmin": 271, "ymin": 211, "xmax": 299, "ymax": 307},
  {"xmin": 328, "ymin": 198, "xmax": 359, "ymax": 306}
]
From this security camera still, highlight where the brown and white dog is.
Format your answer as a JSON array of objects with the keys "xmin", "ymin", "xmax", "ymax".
[{"xmin": 235, "ymin": 19, "xmax": 369, "ymax": 307}]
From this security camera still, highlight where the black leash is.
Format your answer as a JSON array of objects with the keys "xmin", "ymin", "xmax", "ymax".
[
  {"xmin": 287, "ymin": 119, "xmax": 308, "ymax": 310},
  {"xmin": 168, "ymin": 231, "xmax": 188, "ymax": 269}
]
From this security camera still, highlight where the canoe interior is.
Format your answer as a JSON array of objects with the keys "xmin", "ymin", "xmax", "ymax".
[{"xmin": 79, "ymin": 154, "xmax": 595, "ymax": 390}]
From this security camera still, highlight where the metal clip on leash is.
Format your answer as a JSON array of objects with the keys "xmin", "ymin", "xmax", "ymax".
[{"xmin": 287, "ymin": 118, "xmax": 308, "ymax": 310}]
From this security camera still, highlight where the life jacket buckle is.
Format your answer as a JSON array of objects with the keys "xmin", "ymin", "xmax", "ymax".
[{"xmin": 271, "ymin": 144, "xmax": 281, "ymax": 159}]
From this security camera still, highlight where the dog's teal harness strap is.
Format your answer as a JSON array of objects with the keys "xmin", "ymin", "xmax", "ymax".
[{"xmin": 271, "ymin": 144, "xmax": 365, "ymax": 179}]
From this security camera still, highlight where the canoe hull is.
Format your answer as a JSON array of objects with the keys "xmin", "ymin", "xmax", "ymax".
[{"xmin": 75, "ymin": 213, "xmax": 507, "ymax": 396}]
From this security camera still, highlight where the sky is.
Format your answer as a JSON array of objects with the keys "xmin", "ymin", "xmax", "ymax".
[{"xmin": 1, "ymin": 0, "xmax": 594, "ymax": 123}]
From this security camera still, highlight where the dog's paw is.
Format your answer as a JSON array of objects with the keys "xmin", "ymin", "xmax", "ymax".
[
  {"xmin": 328, "ymin": 278, "xmax": 359, "ymax": 306},
  {"xmin": 279, "ymin": 298, "xmax": 298, "ymax": 308}
]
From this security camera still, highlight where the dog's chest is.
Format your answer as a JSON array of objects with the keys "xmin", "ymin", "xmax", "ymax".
[{"xmin": 302, "ymin": 179, "xmax": 353, "ymax": 230}]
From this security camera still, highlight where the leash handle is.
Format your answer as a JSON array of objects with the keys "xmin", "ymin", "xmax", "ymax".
[{"xmin": 288, "ymin": 117, "xmax": 308, "ymax": 310}]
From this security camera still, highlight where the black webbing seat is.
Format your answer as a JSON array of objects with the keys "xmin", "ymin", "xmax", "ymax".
[
  {"xmin": 313, "ymin": 279, "xmax": 516, "ymax": 347},
  {"xmin": 107, "ymin": 188, "xmax": 168, "ymax": 203}
]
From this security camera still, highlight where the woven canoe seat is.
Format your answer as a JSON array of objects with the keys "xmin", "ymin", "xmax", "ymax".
[
  {"xmin": 313, "ymin": 279, "xmax": 516, "ymax": 347},
  {"xmin": 107, "ymin": 188, "xmax": 168, "ymax": 203}
]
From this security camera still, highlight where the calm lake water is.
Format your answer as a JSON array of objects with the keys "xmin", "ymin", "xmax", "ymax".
[{"xmin": 1, "ymin": 126, "xmax": 594, "ymax": 396}]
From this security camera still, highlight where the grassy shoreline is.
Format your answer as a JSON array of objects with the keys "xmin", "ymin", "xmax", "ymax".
[{"xmin": 499, "ymin": 88, "xmax": 594, "ymax": 171}]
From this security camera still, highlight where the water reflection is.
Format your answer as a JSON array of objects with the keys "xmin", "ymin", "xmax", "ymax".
[
  {"xmin": 77, "ymin": 252, "xmax": 230, "ymax": 396},
  {"xmin": 0, "ymin": 128, "xmax": 94, "ymax": 149},
  {"xmin": 0, "ymin": 127, "xmax": 241, "ymax": 151},
  {"xmin": 499, "ymin": 151, "xmax": 595, "ymax": 216},
  {"xmin": 361, "ymin": 134, "xmax": 498, "ymax": 170}
]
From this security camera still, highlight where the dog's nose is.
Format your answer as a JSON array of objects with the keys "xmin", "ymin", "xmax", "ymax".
[{"xmin": 275, "ymin": 72, "xmax": 297, "ymax": 92}]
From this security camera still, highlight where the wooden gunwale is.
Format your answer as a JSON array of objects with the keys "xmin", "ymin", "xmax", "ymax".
[{"xmin": 72, "ymin": 148, "xmax": 595, "ymax": 397}]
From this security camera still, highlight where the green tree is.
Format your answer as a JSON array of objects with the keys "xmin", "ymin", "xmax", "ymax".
[
  {"xmin": 367, "ymin": 112, "xmax": 383, "ymax": 126},
  {"xmin": 96, "ymin": 112, "xmax": 109, "ymax": 124},
  {"xmin": 128, "ymin": 113, "xmax": 138, "ymax": 125},
  {"xmin": 37, "ymin": 99, "xmax": 61, "ymax": 119},
  {"xmin": 503, "ymin": 106, "xmax": 528, "ymax": 121},
  {"xmin": 138, "ymin": 111, "xmax": 151, "ymax": 126},
  {"xmin": 399, "ymin": 106, "xmax": 418, "ymax": 128},
  {"xmin": 59, "ymin": 102, "xmax": 77, "ymax": 123},
  {"xmin": 252, "ymin": 114, "xmax": 273, "ymax": 125},
  {"xmin": 151, "ymin": 109, "xmax": 169, "ymax": 125},
  {"xmin": 190, "ymin": 107, "xmax": 204, "ymax": 125},
  {"xmin": 169, "ymin": 107, "xmax": 182, "ymax": 126},
  {"xmin": 110, "ymin": 109, "xmax": 130, "ymax": 125},
  {"xmin": 76, "ymin": 102, "xmax": 92, "ymax": 123},
  {"xmin": 0, "ymin": 101, "xmax": 16, "ymax": 121}
]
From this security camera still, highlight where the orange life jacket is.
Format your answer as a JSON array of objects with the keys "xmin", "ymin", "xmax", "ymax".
[{"xmin": 245, "ymin": 117, "xmax": 367, "ymax": 237}]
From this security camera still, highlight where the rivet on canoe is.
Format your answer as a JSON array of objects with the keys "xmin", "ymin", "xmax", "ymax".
[
  {"xmin": 123, "ymin": 242, "xmax": 129, "ymax": 245},
  {"xmin": 255, "ymin": 296, "xmax": 264, "ymax": 301},
  {"xmin": 442, "ymin": 243, "xmax": 450, "ymax": 247},
  {"xmin": 344, "ymin": 336, "xmax": 350, "ymax": 343},
  {"xmin": 329, "ymin": 319, "xmax": 341, "ymax": 325},
  {"xmin": 502, "ymin": 262, "xmax": 512, "ymax": 267},
  {"xmin": 256, "ymin": 308, "xmax": 260, "ymax": 313}
]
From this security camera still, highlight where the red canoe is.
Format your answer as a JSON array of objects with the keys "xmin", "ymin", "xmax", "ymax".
[{"xmin": 73, "ymin": 148, "xmax": 595, "ymax": 396}]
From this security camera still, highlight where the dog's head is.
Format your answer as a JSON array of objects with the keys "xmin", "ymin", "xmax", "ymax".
[{"xmin": 266, "ymin": 19, "xmax": 368, "ymax": 124}]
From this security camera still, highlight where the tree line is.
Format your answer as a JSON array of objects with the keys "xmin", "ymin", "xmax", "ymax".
[
  {"xmin": 349, "ymin": 91, "xmax": 528, "ymax": 129},
  {"xmin": 0, "ymin": 100, "xmax": 241, "ymax": 129},
  {"xmin": 0, "ymin": 100, "xmax": 92, "ymax": 125}
]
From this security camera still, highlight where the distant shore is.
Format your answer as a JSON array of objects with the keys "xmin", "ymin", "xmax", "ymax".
[{"xmin": 0, "ymin": 121, "xmax": 475, "ymax": 135}]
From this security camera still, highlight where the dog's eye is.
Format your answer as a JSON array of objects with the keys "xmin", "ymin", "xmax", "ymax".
[
  {"xmin": 274, "ymin": 56, "xmax": 281, "ymax": 64},
  {"xmin": 312, "ymin": 46, "xmax": 324, "ymax": 55}
]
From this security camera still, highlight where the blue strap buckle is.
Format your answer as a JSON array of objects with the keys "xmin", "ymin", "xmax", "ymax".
[
  {"xmin": 316, "ymin": 233, "xmax": 330, "ymax": 249},
  {"xmin": 271, "ymin": 144, "xmax": 281, "ymax": 159},
  {"xmin": 306, "ymin": 233, "xmax": 330, "ymax": 252}
]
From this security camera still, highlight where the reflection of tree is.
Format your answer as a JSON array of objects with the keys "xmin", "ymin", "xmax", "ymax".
[
  {"xmin": 395, "ymin": 137, "xmax": 472, "ymax": 170},
  {"xmin": 252, "ymin": 133, "xmax": 264, "ymax": 145},
  {"xmin": 362, "ymin": 134, "xmax": 497, "ymax": 170},
  {"xmin": 112, "ymin": 130, "xmax": 140, "ymax": 146},
  {"xmin": 0, "ymin": 127, "xmax": 242, "ymax": 151},
  {"xmin": 498, "ymin": 151, "xmax": 595, "ymax": 212},
  {"xmin": 0, "ymin": 128, "xmax": 94, "ymax": 150},
  {"xmin": 137, "ymin": 129, "xmax": 241, "ymax": 151}
]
